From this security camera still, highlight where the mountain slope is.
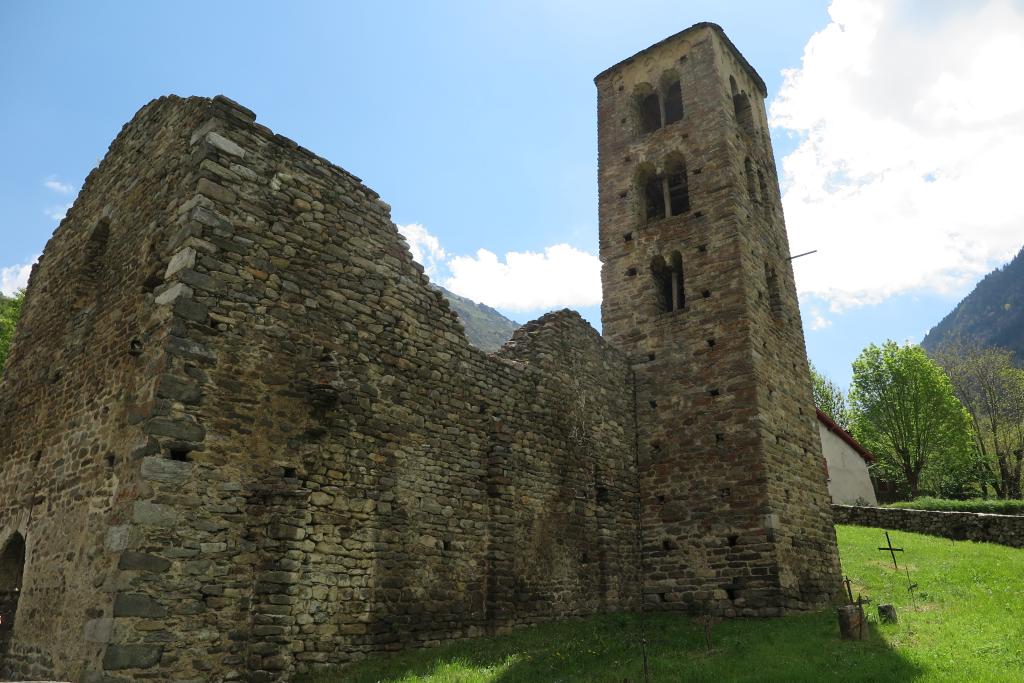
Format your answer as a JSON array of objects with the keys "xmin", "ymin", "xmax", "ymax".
[
  {"xmin": 436, "ymin": 286, "xmax": 520, "ymax": 352},
  {"xmin": 922, "ymin": 246, "xmax": 1024, "ymax": 358}
]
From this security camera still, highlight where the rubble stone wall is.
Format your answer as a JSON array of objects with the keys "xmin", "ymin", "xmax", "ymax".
[
  {"xmin": 833, "ymin": 505, "xmax": 1024, "ymax": 548},
  {"xmin": 0, "ymin": 95, "xmax": 640, "ymax": 682},
  {"xmin": 0, "ymin": 98, "xmax": 206, "ymax": 681}
]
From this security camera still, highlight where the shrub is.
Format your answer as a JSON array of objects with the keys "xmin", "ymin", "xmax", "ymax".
[{"xmin": 884, "ymin": 497, "xmax": 1024, "ymax": 515}]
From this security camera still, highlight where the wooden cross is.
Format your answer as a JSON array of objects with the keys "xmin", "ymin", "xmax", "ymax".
[{"xmin": 878, "ymin": 531, "xmax": 904, "ymax": 569}]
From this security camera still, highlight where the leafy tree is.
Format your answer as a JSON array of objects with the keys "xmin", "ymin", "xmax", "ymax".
[
  {"xmin": 809, "ymin": 362, "xmax": 849, "ymax": 429},
  {"xmin": 934, "ymin": 342, "xmax": 1024, "ymax": 499},
  {"xmin": 0, "ymin": 290, "xmax": 25, "ymax": 376},
  {"xmin": 849, "ymin": 341, "xmax": 975, "ymax": 499}
]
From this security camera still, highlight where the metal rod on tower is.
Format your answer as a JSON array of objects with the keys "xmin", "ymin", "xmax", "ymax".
[{"xmin": 788, "ymin": 249, "xmax": 818, "ymax": 261}]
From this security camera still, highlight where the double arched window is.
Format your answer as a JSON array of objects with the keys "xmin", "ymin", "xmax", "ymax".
[
  {"xmin": 635, "ymin": 74, "xmax": 685, "ymax": 135},
  {"xmin": 639, "ymin": 156, "xmax": 690, "ymax": 223}
]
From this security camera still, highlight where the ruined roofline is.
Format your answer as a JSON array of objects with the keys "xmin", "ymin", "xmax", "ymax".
[
  {"xmin": 135, "ymin": 94, "xmax": 379, "ymax": 198},
  {"xmin": 594, "ymin": 22, "xmax": 767, "ymax": 98},
  {"xmin": 92, "ymin": 95, "xmax": 607, "ymax": 366},
  {"xmin": 204, "ymin": 94, "xmax": 379, "ymax": 199},
  {"xmin": 500, "ymin": 308, "xmax": 606, "ymax": 353},
  {"xmin": 59, "ymin": 93, "xmax": 382, "ymax": 250}
]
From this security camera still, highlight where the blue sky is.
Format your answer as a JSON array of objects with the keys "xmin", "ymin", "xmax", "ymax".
[{"xmin": 3, "ymin": 1, "xmax": 1022, "ymax": 391}]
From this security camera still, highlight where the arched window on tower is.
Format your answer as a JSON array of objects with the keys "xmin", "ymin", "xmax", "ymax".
[
  {"xmin": 744, "ymin": 158, "xmax": 756, "ymax": 202},
  {"xmin": 663, "ymin": 80, "xmax": 683, "ymax": 125},
  {"xmin": 652, "ymin": 253, "xmax": 685, "ymax": 313},
  {"xmin": 765, "ymin": 262, "xmax": 782, "ymax": 316},
  {"xmin": 637, "ymin": 85, "xmax": 662, "ymax": 135},
  {"xmin": 0, "ymin": 533, "xmax": 26, "ymax": 641},
  {"xmin": 641, "ymin": 168, "xmax": 666, "ymax": 222},
  {"xmin": 730, "ymin": 75, "xmax": 755, "ymax": 135},
  {"xmin": 665, "ymin": 158, "xmax": 690, "ymax": 216},
  {"xmin": 758, "ymin": 169, "xmax": 769, "ymax": 206},
  {"xmin": 670, "ymin": 251, "xmax": 685, "ymax": 310}
]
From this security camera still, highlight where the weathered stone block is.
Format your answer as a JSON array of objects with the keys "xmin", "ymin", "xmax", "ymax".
[
  {"xmin": 103, "ymin": 644, "xmax": 163, "ymax": 670},
  {"xmin": 155, "ymin": 282, "xmax": 193, "ymax": 305},
  {"xmin": 165, "ymin": 247, "xmax": 197, "ymax": 278},
  {"xmin": 83, "ymin": 617, "xmax": 114, "ymax": 643},
  {"xmin": 268, "ymin": 524, "xmax": 305, "ymax": 541},
  {"xmin": 105, "ymin": 525, "xmax": 131, "ymax": 552},
  {"xmin": 141, "ymin": 456, "xmax": 193, "ymax": 485},
  {"xmin": 144, "ymin": 417, "xmax": 205, "ymax": 442},
  {"xmin": 176, "ymin": 268, "xmax": 223, "ymax": 293},
  {"xmin": 132, "ymin": 501, "xmax": 178, "ymax": 527},
  {"xmin": 196, "ymin": 177, "xmax": 236, "ymax": 204},
  {"xmin": 206, "ymin": 131, "xmax": 246, "ymax": 158},
  {"xmin": 113, "ymin": 593, "xmax": 168, "ymax": 618},
  {"xmin": 118, "ymin": 552, "xmax": 172, "ymax": 573}
]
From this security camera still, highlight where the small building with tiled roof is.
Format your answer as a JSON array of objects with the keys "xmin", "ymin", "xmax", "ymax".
[{"xmin": 816, "ymin": 408, "xmax": 878, "ymax": 506}]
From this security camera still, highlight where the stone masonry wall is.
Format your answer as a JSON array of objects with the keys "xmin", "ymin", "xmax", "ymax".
[
  {"xmin": 595, "ymin": 23, "xmax": 840, "ymax": 617},
  {"xmin": 0, "ymin": 98, "xmax": 208, "ymax": 680},
  {"xmin": 833, "ymin": 505, "xmax": 1024, "ymax": 548},
  {"xmin": 722, "ymin": 34, "xmax": 842, "ymax": 610},
  {"xmin": 0, "ymin": 95, "xmax": 640, "ymax": 682}
]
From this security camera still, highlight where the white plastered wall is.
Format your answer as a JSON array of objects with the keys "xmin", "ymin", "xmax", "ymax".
[{"xmin": 819, "ymin": 424, "xmax": 877, "ymax": 505}]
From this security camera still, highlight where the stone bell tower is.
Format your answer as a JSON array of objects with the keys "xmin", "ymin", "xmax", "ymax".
[{"xmin": 595, "ymin": 23, "xmax": 841, "ymax": 615}]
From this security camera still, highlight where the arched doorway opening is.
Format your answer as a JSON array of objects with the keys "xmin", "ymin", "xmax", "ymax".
[{"xmin": 0, "ymin": 533, "xmax": 26, "ymax": 641}]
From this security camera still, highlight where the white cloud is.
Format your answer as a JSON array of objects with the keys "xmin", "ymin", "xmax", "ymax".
[
  {"xmin": 771, "ymin": 0, "xmax": 1024, "ymax": 311},
  {"xmin": 397, "ymin": 222, "xmax": 601, "ymax": 313},
  {"xmin": 44, "ymin": 204, "xmax": 73, "ymax": 222},
  {"xmin": 397, "ymin": 223, "xmax": 446, "ymax": 277},
  {"xmin": 1, "ymin": 258, "xmax": 36, "ymax": 296},
  {"xmin": 44, "ymin": 178, "xmax": 74, "ymax": 194},
  {"xmin": 445, "ymin": 244, "xmax": 601, "ymax": 312},
  {"xmin": 42, "ymin": 176, "xmax": 78, "ymax": 222},
  {"xmin": 808, "ymin": 309, "xmax": 833, "ymax": 331}
]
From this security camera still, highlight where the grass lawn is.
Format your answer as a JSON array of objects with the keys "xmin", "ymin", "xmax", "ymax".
[{"xmin": 297, "ymin": 525, "xmax": 1024, "ymax": 682}]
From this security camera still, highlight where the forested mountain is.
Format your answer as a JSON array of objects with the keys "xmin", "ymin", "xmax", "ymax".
[
  {"xmin": 436, "ymin": 286, "xmax": 520, "ymax": 352},
  {"xmin": 922, "ymin": 246, "xmax": 1024, "ymax": 360}
]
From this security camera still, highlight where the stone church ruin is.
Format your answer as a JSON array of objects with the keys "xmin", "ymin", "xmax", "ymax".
[{"xmin": 0, "ymin": 23, "xmax": 841, "ymax": 682}]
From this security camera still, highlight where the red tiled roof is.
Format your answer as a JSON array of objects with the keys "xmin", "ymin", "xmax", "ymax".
[{"xmin": 816, "ymin": 408, "xmax": 875, "ymax": 463}]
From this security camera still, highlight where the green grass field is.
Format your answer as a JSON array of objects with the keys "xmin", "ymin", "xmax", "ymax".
[{"xmin": 297, "ymin": 526, "xmax": 1024, "ymax": 682}]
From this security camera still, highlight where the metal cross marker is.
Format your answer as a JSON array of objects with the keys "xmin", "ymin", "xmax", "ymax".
[
  {"xmin": 878, "ymin": 531, "xmax": 904, "ymax": 569},
  {"xmin": 904, "ymin": 567, "xmax": 919, "ymax": 604}
]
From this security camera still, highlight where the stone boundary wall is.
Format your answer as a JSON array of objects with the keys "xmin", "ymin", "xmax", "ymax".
[{"xmin": 833, "ymin": 505, "xmax": 1024, "ymax": 548}]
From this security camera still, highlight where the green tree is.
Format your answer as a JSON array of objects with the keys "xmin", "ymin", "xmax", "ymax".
[
  {"xmin": 934, "ymin": 342, "xmax": 1024, "ymax": 499},
  {"xmin": 0, "ymin": 290, "xmax": 25, "ymax": 376},
  {"xmin": 810, "ymin": 362, "xmax": 849, "ymax": 429},
  {"xmin": 849, "ymin": 341, "xmax": 975, "ymax": 499}
]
